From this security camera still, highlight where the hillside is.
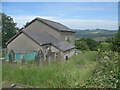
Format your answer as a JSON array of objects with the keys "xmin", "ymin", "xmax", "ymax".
[{"xmin": 74, "ymin": 29, "xmax": 117, "ymax": 41}]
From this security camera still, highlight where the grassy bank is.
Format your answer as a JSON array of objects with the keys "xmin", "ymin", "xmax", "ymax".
[{"xmin": 2, "ymin": 51, "xmax": 97, "ymax": 88}]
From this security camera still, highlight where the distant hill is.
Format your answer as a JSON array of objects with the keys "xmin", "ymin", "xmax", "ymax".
[{"xmin": 74, "ymin": 29, "xmax": 118, "ymax": 41}]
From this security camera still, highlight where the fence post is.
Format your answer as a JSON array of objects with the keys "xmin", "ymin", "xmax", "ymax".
[{"xmin": 9, "ymin": 50, "xmax": 15, "ymax": 64}]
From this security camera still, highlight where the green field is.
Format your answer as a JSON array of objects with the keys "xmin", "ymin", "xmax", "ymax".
[
  {"xmin": 2, "ymin": 51, "xmax": 98, "ymax": 88},
  {"xmin": 75, "ymin": 29, "xmax": 117, "ymax": 41}
]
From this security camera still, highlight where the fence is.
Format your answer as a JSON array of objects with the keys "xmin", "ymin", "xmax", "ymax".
[
  {"xmin": 5, "ymin": 51, "xmax": 37, "ymax": 61},
  {"xmin": 3, "ymin": 49, "xmax": 64, "ymax": 66}
]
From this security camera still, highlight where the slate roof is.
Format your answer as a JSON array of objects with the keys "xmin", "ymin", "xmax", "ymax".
[
  {"xmin": 23, "ymin": 30, "xmax": 58, "ymax": 45},
  {"xmin": 53, "ymin": 41, "xmax": 75, "ymax": 52},
  {"xmin": 6, "ymin": 30, "xmax": 75, "ymax": 52},
  {"xmin": 24, "ymin": 17, "xmax": 75, "ymax": 33},
  {"xmin": 24, "ymin": 30, "xmax": 75, "ymax": 52}
]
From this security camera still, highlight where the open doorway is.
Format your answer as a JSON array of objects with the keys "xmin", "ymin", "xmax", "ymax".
[{"xmin": 66, "ymin": 55, "xmax": 68, "ymax": 60}]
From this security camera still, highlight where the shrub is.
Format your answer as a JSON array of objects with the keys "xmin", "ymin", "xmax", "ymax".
[
  {"xmin": 98, "ymin": 42, "xmax": 112, "ymax": 52},
  {"xmin": 75, "ymin": 39, "xmax": 90, "ymax": 51},
  {"xmin": 83, "ymin": 51, "xmax": 119, "ymax": 88}
]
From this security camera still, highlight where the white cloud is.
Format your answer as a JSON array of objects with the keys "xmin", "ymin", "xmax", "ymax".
[
  {"xmin": 56, "ymin": 19, "xmax": 118, "ymax": 30},
  {"xmin": 11, "ymin": 15, "xmax": 118, "ymax": 30},
  {"xmin": 11, "ymin": 15, "xmax": 55, "ymax": 28}
]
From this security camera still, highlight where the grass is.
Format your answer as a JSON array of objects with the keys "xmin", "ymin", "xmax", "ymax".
[{"xmin": 2, "ymin": 51, "xmax": 98, "ymax": 88}]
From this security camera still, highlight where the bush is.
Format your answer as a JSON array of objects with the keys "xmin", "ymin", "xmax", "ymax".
[
  {"xmin": 82, "ymin": 51, "xmax": 119, "ymax": 88},
  {"xmin": 75, "ymin": 38, "xmax": 90, "ymax": 51},
  {"xmin": 75, "ymin": 38, "xmax": 99, "ymax": 51},
  {"xmin": 98, "ymin": 42, "xmax": 112, "ymax": 52}
]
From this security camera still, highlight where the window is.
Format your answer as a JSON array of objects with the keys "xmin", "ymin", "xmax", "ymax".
[{"xmin": 65, "ymin": 34, "xmax": 68, "ymax": 40}]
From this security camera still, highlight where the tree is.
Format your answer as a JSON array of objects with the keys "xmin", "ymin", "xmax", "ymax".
[
  {"xmin": 2, "ymin": 13, "xmax": 17, "ymax": 48},
  {"xmin": 75, "ymin": 38, "xmax": 90, "ymax": 51},
  {"xmin": 75, "ymin": 38, "xmax": 99, "ymax": 51},
  {"xmin": 85, "ymin": 38, "xmax": 99, "ymax": 50},
  {"xmin": 106, "ymin": 37, "xmax": 114, "ymax": 43},
  {"xmin": 98, "ymin": 42, "xmax": 111, "ymax": 52},
  {"xmin": 23, "ymin": 22, "xmax": 29, "ymax": 27}
]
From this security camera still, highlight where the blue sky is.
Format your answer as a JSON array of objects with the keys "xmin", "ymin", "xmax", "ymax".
[{"xmin": 2, "ymin": 2, "xmax": 118, "ymax": 30}]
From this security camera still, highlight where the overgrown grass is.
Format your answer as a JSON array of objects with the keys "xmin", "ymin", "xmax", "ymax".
[{"xmin": 2, "ymin": 51, "xmax": 97, "ymax": 88}]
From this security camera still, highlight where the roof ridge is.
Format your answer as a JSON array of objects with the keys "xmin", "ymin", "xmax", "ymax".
[
  {"xmin": 36, "ymin": 17, "xmax": 59, "ymax": 24},
  {"xmin": 22, "ymin": 17, "xmax": 75, "ymax": 33},
  {"xmin": 35, "ymin": 17, "xmax": 75, "ymax": 32}
]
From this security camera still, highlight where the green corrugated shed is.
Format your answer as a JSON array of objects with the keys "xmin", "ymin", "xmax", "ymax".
[{"xmin": 5, "ymin": 51, "xmax": 37, "ymax": 61}]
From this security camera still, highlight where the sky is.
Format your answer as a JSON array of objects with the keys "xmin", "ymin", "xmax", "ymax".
[
  {"xmin": 2, "ymin": 2, "xmax": 118, "ymax": 30},
  {"xmin": 2, "ymin": 0, "xmax": 120, "ymax": 2}
]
